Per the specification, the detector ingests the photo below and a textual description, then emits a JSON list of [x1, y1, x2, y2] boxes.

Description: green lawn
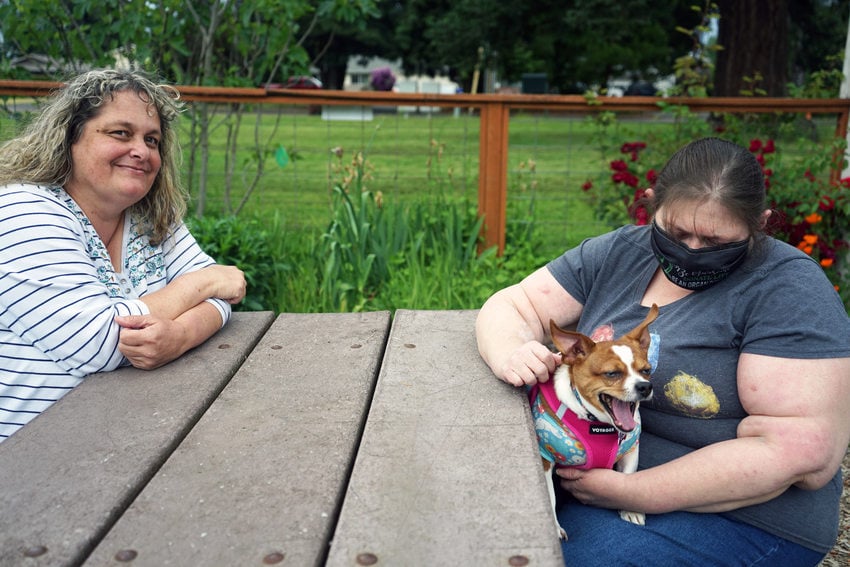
[[1, 103, 844, 269], [0, 107, 835, 311], [180, 108, 623, 259]]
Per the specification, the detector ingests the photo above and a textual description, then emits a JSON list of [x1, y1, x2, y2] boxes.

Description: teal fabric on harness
[[529, 379, 639, 470]]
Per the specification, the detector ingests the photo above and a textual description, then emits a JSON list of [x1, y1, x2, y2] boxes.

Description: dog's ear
[[549, 319, 595, 364], [624, 304, 659, 350]]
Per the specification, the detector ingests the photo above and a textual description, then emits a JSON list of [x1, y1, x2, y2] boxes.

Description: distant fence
[[1, 79, 848, 253]]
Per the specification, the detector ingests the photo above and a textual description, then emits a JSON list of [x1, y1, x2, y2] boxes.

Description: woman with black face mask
[[476, 137, 850, 566]]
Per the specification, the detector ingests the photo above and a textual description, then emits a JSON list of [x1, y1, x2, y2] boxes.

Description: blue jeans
[[557, 499, 825, 566]]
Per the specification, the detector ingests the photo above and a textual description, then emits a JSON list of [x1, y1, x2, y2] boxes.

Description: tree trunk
[[714, 0, 789, 96]]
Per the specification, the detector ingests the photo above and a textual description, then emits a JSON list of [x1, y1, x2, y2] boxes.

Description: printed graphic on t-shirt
[[663, 372, 720, 418], [590, 324, 614, 342]]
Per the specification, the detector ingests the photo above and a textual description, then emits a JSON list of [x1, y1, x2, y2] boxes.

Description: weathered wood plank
[[84, 311, 391, 567], [326, 309, 564, 566], [0, 311, 275, 567]]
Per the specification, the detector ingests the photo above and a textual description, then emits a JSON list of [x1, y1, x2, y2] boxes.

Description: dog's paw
[[553, 520, 568, 540], [619, 510, 645, 526]]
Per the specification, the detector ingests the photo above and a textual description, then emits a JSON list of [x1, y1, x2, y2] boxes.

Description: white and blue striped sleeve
[[160, 223, 232, 327], [0, 187, 148, 376]]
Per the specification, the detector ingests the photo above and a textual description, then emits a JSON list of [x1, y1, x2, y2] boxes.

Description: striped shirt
[[0, 183, 231, 442]]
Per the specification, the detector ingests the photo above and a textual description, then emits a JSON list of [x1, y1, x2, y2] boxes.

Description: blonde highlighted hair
[[0, 68, 187, 245]]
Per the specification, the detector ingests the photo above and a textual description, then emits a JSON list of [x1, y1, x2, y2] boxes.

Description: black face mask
[[650, 222, 749, 290]]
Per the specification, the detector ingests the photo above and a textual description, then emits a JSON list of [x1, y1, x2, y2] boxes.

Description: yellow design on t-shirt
[[664, 371, 720, 418]]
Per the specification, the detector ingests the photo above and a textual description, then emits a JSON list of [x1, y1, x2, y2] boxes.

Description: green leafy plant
[[669, 1, 721, 97], [754, 136, 850, 293], [186, 212, 290, 311]]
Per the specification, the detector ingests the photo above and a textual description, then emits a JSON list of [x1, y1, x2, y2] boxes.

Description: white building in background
[[340, 56, 461, 116], [344, 56, 460, 95]]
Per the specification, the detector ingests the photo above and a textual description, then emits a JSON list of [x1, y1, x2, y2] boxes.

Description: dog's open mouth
[[600, 394, 637, 432]]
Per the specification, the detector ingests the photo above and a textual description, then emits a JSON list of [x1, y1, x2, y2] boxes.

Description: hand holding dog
[[557, 467, 632, 512], [499, 341, 563, 387]]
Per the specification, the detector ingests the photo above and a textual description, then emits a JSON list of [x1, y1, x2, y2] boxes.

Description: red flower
[[763, 139, 775, 154], [581, 180, 593, 191], [612, 171, 639, 187], [755, 153, 765, 166], [610, 159, 629, 172], [749, 139, 762, 153], [633, 206, 649, 226], [620, 142, 646, 154], [819, 195, 835, 211], [804, 169, 816, 182], [646, 169, 658, 185]]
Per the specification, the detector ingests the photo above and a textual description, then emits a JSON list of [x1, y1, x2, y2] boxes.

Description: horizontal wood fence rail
[[2, 80, 848, 253]]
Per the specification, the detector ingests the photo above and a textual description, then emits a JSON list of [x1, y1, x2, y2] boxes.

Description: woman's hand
[[193, 265, 247, 304], [556, 467, 630, 510], [476, 266, 583, 387], [115, 301, 229, 369], [499, 341, 563, 387], [139, 264, 246, 322], [115, 314, 186, 369]]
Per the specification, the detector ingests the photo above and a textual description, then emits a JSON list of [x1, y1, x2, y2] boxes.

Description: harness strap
[[529, 381, 620, 470]]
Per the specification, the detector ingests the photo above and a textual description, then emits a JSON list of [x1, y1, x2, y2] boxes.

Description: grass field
[[2, 103, 838, 251], [2, 103, 846, 312], [174, 105, 840, 258], [175, 107, 684, 259]]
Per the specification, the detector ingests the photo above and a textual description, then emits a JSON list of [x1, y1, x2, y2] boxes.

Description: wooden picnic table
[[1, 310, 563, 567]]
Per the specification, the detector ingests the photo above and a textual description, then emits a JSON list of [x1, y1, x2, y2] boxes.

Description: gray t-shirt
[[547, 224, 850, 553]]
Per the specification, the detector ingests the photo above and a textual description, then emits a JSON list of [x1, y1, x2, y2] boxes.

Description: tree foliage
[[0, 0, 378, 215], [312, 0, 848, 96], [318, 0, 703, 93]]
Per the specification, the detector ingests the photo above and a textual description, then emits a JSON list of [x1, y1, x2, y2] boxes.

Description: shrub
[[186, 146, 554, 314], [369, 67, 396, 92], [186, 213, 290, 312]]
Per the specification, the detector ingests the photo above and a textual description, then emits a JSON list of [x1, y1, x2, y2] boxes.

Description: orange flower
[[821, 258, 834, 268], [805, 213, 822, 224], [797, 239, 814, 254]]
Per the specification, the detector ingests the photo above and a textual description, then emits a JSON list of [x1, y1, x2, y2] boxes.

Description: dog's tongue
[[611, 399, 636, 431]]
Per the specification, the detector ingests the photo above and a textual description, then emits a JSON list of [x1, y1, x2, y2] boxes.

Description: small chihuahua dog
[[529, 304, 658, 539]]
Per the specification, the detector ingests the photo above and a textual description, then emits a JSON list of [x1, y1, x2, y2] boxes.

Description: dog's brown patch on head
[[548, 305, 659, 418], [568, 345, 634, 414]]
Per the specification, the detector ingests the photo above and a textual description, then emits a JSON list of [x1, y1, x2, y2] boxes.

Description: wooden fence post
[[477, 101, 510, 255]]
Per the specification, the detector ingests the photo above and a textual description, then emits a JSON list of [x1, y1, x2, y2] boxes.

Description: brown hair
[[0, 68, 186, 245], [651, 137, 767, 239]]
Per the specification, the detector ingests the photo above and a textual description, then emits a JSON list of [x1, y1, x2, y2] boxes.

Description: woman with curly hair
[[0, 69, 246, 442]]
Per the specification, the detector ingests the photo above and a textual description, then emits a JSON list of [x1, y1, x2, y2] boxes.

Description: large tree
[[310, 0, 847, 97], [713, 0, 849, 97], [0, 0, 377, 214], [714, 0, 789, 96], [311, 0, 703, 94]]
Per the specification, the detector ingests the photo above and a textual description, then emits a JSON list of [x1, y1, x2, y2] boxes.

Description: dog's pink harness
[[529, 380, 639, 470]]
